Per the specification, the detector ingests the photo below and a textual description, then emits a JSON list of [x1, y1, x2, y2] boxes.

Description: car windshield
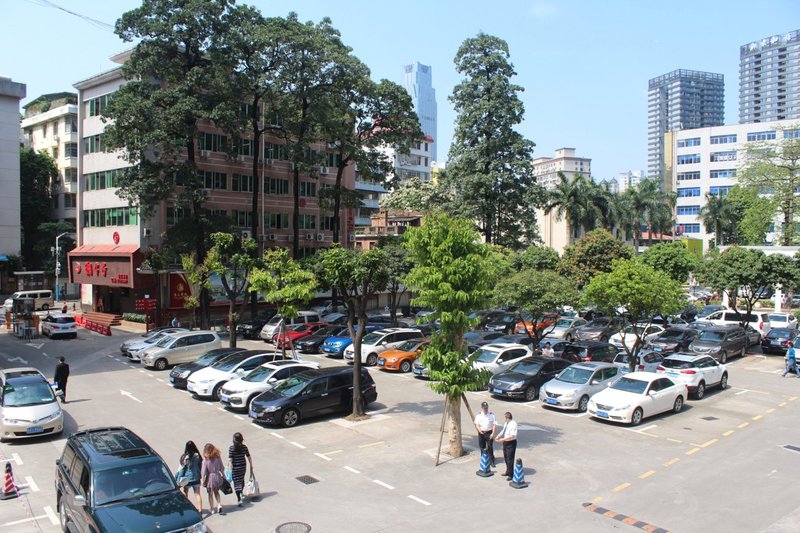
[[556, 366, 592, 384], [698, 331, 725, 342], [396, 340, 421, 352], [554, 319, 573, 328], [266, 315, 282, 326], [658, 329, 684, 339], [194, 351, 225, 366], [243, 365, 273, 382], [610, 377, 648, 394], [212, 356, 247, 372], [361, 332, 384, 345], [624, 326, 646, 335], [661, 358, 695, 369], [614, 353, 636, 364], [508, 360, 543, 375], [315, 327, 340, 337], [145, 333, 167, 345], [155, 335, 176, 348], [2, 380, 56, 407], [474, 348, 500, 363], [93, 462, 175, 505], [273, 374, 311, 397], [767, 329, 794, 339], [589, 318, 610, 327], [769, 314, 788, 322]]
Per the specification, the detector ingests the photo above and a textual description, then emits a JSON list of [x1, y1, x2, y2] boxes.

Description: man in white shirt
[[542, 342, 555, 358], [473, 401, 496, 467], [495, 411, 518, 479]]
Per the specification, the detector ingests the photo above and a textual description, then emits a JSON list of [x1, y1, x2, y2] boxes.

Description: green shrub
[[123, 313, 147, 323]]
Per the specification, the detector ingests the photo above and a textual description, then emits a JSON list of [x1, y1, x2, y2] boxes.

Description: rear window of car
[[767, 329, 794, 339], [55, 317, 75, 324], [661, 358, 695, 369], [769, 314, 789, 322], [698, 331, 725, 341]]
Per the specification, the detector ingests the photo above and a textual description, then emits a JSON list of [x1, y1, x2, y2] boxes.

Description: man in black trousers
[[54, 357, 70, 403]]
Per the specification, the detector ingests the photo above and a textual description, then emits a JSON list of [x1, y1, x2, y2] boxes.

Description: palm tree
[[699, 192, 734, 247], [546, 172, 599, 241]]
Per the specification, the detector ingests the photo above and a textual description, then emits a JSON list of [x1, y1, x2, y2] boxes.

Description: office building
[[616, 170, 645, 193], [648, 70, 725, 182], [0, 76, 25, 290], [739, 30, 800, 123], [403, 62, 438, 161]]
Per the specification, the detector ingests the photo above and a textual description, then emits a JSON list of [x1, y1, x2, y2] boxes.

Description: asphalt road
[[1, 328, 800, 532]]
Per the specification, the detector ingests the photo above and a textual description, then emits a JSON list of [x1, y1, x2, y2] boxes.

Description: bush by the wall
[[123, 312, 147, 323]]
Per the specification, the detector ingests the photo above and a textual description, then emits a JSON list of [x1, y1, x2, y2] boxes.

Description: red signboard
[[69, 257, 134, 288], [169, 273, 191, 309], [113, 232, 120, 245]]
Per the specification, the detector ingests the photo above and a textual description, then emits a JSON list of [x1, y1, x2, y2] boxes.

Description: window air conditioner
[[200, 150, 210, 158], [241, 230, 252, 240], [320, 166, 330, 175], [238, 154, 246, 162], [348, 234, 356, 242], [316, 233, 325, 242], [268, 233, 277, 241], [305, 233, 314, 241], [143, 228, 152, 237]]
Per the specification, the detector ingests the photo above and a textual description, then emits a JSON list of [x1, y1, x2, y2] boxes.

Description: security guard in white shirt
[[495, 411, 518, 479], [473, 401, 496, 467]]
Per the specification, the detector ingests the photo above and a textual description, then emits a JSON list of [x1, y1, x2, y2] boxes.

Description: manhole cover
[[701, 416, 719, 421], [276, 522, 312, 533], [296, 475, 319, 485]]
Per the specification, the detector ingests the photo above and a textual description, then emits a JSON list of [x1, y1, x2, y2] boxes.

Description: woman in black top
[[228, 432, 253, 506]]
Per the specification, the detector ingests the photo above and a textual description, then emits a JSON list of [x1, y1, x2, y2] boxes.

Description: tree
[[404, 214, 495, 458], [640, 242, 698, 283], [34, 221, 75, 276], [699, 193, 735, 247], [557, 229, 633, 288], [317, 246, 389, 417], [445, 33, 540, 248], [203, 233, 261, 348], [739, 130, 800, 245], [19, 148, 56, 267], [378, 237, 413, 326], [510, 245, 559, 272], [725, 185, 775, 245], [583, 259, 683, 371], [380, 177, 453, 213]]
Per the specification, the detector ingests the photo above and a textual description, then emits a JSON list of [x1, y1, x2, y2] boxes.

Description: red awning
[[68, 244, 140, 257]]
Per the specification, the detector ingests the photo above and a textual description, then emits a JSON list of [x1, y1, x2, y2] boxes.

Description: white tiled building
[[0, 77, 25, 266]]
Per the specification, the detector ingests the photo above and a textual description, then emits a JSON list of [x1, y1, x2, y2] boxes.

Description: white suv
[[142, 331, 222, 370], [187, 351, 285, 400], [343, 328, 425, 366], [656, 353, 728, 400], [472, 343, 533, 374], [219, 360, 319, 411]]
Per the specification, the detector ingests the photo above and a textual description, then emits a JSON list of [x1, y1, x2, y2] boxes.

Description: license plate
[[546, 398, 558, 405], [413, 368, 422, 375], [26, 426, 43, 434], [668, 372, 679, 377], [249, 409, 257, 418], [596, 411, 609, 418], [377, 359, 386, 366], [219, 394, 230, 403], [492, 388, 503, 394], [169, 376, 175, 383], [187, 384, 194, 392], [653, 347, 662, 352], [614, 342, 622, 347]]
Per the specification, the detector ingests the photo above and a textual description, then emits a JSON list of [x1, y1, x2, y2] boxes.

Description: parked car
[[688, 326, 748, 363], [488, 357, 572, 401], [321, 326, 381, 358], [295, 325, 348, 354], [574, 317, 627, 342], [483, 313, 521, 334], [0, 367, 63, 440], [743, 324, 762, 346], [647, 327, 699, 354], [123, 327, 187, 359], [612, 350, 665, 374], [40, 313, 77, 339], [540, 362, 621, 412], [55, 427, 203, 533], [609, 324, 665, 351], [168, 347, 246, 389], [544, 317, 588, 341], [472, 343, 533, 375], [3, 290, 54, 311], [694, 309, 771, 336], [120, 326, 184, 353], [768, 312, 798, 330], [272, 322, 329, 349], [141, 330, 222, 370], [587, 372, 687, 426], [259, 311, 321, 340], [187, 350, 286, 400], [493, 334, 538, 349], [378, 339, 430, 373], [695, 304, 726, 319], [536, 338, 570, 357], [219, 360, 319, 411], [236, 309, 277, 339], [463, 330, 505, 346], [657, 353, 728, 400], [344, 328, 426, 366], [249, 366, 378, 427], [559, 341, 619, 363], [321, 312, 348, 325], [761, 327, 800, 355], [516, 312, 559, 335]]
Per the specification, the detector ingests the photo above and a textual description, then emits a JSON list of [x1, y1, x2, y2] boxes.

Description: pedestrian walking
[[495, 411, 518, 479], [228, 432, 254, 506], [541, 342, 555, 358], [61, 303, 68, 314], [171, 316, 181, 328], [473, 401, 496, 467], [201, 443, 225, 515], [54, 357, 69, 403], [180, 441, 203, 513], [783, 341, 800, 378]]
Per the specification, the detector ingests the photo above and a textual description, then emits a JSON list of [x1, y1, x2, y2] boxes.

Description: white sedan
[[219, 360, 319, 411], [608, 324, 665, 351], [587, 371, 687, 426]]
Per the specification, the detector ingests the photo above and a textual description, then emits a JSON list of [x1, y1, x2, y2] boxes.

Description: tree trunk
[[228, 298, 237, 349], [351, 304, 365, 417], [249, 107, 262, 319], [447, 394, 464, 458], [333, 164, 344, 245]]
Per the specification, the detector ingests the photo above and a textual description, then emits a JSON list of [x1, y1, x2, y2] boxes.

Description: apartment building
[[739, 29, 800, 124], [0, 76, 25, 290]]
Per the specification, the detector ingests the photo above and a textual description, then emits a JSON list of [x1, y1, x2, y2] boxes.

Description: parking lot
[[1, 327, 800, 532]]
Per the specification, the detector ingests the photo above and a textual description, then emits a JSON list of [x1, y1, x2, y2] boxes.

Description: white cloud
[[527, 2, 558, 18]]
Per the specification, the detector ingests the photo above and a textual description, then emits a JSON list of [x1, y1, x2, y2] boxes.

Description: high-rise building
[[739, 30, 800, 124], [403, 62, 437, 161], [647, 70, 725, 182], [0, 76, 25, 287]]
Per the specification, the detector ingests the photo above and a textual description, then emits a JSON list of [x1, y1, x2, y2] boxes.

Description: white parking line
[[11, 453, 23, 465], [43, 505, 59, 525], [344, 466, 360, 474], [233, 415, 244, 421], [290, 441, 306, 449], [24, 476, 39, 492], [270, 432, 285, 439], [624, 424, 658, 434], [3, 514, 49, 527], [314, 453, 332, 461], [408, 495, 432, 506], [156, 378, 164, 383], [373, 479, 395, 490]]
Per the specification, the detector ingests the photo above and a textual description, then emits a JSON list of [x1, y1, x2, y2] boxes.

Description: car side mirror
[[236, 368, 246, 376], [55, 390, 63, 397], [268, 377, 277, 383], [591, 380, 600, 385], [74, 495, 86, 507], [648, 390, 656, 396]]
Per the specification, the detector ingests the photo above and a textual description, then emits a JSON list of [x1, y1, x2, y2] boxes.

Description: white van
[[259, 311, 321, 341], [3, 290, 55, 311], [695, 310, 771, 336]]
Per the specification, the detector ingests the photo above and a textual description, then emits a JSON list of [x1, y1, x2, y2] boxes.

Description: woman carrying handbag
[[228, 432, 254, 507], [201, 443, 226, 515]]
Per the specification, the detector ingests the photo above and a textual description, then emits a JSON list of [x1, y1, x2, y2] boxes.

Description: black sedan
[[295, 325, 348, 354], [488, 357, 572, 401], [761, 328, 799, 355], [237, 309, 278, 339], [168, 347, 246, 389], [648, 327, 699, 354]]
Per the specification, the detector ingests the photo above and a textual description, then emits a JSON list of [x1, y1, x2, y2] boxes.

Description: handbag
[[174, 464, 189, 487], [221, 476, 233, 495], [245, 472, 260, 500]]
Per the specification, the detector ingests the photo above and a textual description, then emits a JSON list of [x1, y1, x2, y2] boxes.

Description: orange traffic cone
[[2, 462, 18, 500]]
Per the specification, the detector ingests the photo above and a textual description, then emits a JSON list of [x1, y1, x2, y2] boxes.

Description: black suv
[[249, 367, 378, 427], [56, 427, 203, 533], [648, 327, 699, 354]]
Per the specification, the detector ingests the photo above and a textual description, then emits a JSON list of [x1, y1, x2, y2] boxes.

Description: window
[[83, 134, 106, 154], [266, 177, 289, 195], [299, 181, 316, 197], [232, 210, 252, 228], [66, 118, 77, 133], [710, 169, 736, 179], [265, 143, 288, 161], [238, 139, 253, 157], [299, 214, 316, 230], [199, 132, 227, 152], [747, 131, 776, 141], [677, 137, 701, 148], [679, 223, 701, 234], [677, 154, 701, 165], [677, 205, 700, 216], [784, 129, 800, 139], [677, 171, 700, 181], [323, 152, 341, 167], [65, 168, 77, 182], [82, 207, 138, 227], [52, 194, 60, 209], [710, 186, 732, 197], [64, 193, 77, 208], [710, 134, 737, 144], [166, 206, 186, 226], [202, 171, 227, 190], [710, 151, 736, 162], [231, 174, 253, 193], [84, 169, 123, 190], [65, 143, 78, 157], [677, 187, 701, 198], [203, 208, 228, 219], [265, 212, 289, 229], [320, 215, 335, 231], [86, 94, 113, 117]]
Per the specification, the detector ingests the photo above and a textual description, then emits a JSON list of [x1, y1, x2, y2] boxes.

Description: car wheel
[[719, 373, 728, 390], [282, 408, 300, 427], [600, 336, 609, 343], [673, 395, 684, 413], [695, 381, 706, 400], [630, 407, 643, 426], [719, 351, 728, 364], [58, 495, 68, 532], [212, 383, 224, 401], [366, 353, 378, 367], [524, 385, 538, 402], [578, 395, 590, 413], [154, 358, 168, 371], [400, 360, 412, 373], [42, 303, 50, 311]]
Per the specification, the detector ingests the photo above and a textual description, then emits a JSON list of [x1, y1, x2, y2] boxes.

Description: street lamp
[[55, 232, 73, 303]]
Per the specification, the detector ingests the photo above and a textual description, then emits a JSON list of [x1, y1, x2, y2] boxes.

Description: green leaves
[[640, 242, 699, 283], [250, 249, 317, 319], [557, 229, 633, 288]]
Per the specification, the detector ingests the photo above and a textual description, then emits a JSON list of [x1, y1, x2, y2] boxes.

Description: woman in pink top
[[201, 443, 225, 515]]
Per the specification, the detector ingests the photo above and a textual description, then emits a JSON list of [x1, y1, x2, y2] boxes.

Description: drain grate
[[296, 475, 320, 485], [783, 445, 800, 453], [701, 416, 719, 421], [276, 522, 312, 533]]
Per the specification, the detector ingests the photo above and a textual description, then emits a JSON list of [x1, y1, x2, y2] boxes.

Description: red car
[[272, 322, 329, 349]]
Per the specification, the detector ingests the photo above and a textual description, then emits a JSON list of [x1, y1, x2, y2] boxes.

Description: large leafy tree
[[380, 176, 453, 213], [378, 237, 413, 326], [545, 173, 601, 241], [640, 242, 698, 283], [557, 229, 633, 288], [725, 185, 775, 245], [699, 192, 735, 247], [511, 245, 559, 272], [583, 259, 683, 371], [404, 214, 495, 458], [19, 148, 56, 267], [445, 33, 539, 248]]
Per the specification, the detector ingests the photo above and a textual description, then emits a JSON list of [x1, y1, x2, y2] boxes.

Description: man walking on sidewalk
[[54, 357, 70, 403]]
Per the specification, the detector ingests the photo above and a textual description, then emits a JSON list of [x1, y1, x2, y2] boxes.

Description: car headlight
[[387, 358, 398, 362], [508, 382, 524, 391], [3, 417, 20, 424], [559, 393, 575, 400], [612, 404, 631, 411], [187, 521, 209, 533], [264, 406, 280, 413], [179, 370, 191, 378], [41, 411, 62, 422], [199, 379, 214, 384]]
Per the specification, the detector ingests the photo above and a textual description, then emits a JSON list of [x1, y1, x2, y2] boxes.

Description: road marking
[[408, 495, 431, 506], [685, 447, 701, 456], [147, 373, 154, 378], [119, 390, 142, 403], [752, 415, 763, 421], [666, 438, 683, 444], [11, 453, 23, 465], [344, 466, 360, 474], [735, 389, 750, 395], [290, 441, 306, 449], [314, 452, 332, 461], [233, 415, 244, 421], [217, 407, 226, 411], [43, 506, 59, 525], [722, 430, 735, 437], [358, 440, 385, 449], [592, 496, 604, 503], [270, 432, 285, 439], [766, 408, 776, 414], [738, 422, 750, 429], [138, 369, 145, 373], [323, 449, 343, 456], [663, 458, 679, 467], [24, 476, 39, 492], [3, 514, 49, 527], [611, 482, 631, 493], [789, 396, 798, 401], [156, 378, 163, 383], [373, 479, 395, 490], [638, 470, 656, 479], [700, 438, 719, 448], [779, 402, 788, 407]]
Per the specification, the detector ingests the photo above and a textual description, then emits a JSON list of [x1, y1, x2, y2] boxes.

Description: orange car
[[516, 313, 559, 335], [377, 339, 430, 373]]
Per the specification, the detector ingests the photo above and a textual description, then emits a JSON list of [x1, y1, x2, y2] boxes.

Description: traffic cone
[[476, 450, 494, 477], [509, 458, 529, 489], [2, 462, 18, 500]]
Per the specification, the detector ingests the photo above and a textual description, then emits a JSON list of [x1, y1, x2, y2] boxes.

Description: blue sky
[[2, 0, 795, 180]]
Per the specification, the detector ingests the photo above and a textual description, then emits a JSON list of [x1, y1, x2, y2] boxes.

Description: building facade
[[739, 30, 799, 124], [648, 69, 725, 182], [615, 170, 645, 194], [403, 62, 438, 161], [0, 77, 25, 273], [671, 119, 800, 249]]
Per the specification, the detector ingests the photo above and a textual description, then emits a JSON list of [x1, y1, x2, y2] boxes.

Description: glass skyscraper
[[739, 30, 800, 123], [403, 62, 438, 161]]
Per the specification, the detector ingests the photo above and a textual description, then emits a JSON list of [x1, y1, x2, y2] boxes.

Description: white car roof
[[481, 343, 530, 351], [663, 352, 709, 362], [617, 371, 663, 382]]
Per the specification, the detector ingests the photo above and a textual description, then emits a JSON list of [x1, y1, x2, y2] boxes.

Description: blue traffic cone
[[476, 450, 494, 477], [509, 458, 528, 489]]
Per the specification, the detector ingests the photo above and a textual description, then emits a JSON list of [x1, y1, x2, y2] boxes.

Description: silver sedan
[[544, 317, 588, 341], [540, 361, 621, 412]]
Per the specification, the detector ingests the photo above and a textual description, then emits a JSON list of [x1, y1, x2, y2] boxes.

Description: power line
[[23, 0, 115, 32]]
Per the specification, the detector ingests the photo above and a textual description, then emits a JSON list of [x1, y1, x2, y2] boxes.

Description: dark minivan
[[249, 367, 377, 427], [56, 427, 203, 533]]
